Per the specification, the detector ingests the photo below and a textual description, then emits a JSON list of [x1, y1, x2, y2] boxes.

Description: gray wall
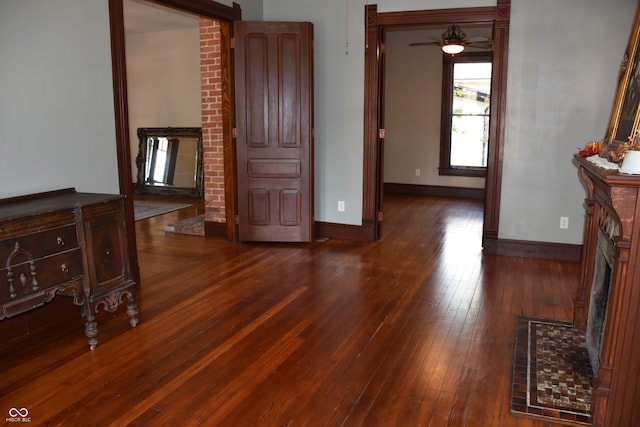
[[499, 0, 634, 244], [0, 0, 262, 199], [0, 0, 120, 197]]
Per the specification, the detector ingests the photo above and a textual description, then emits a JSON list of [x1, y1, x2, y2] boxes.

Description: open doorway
[[383, 26, 491, 201], [123, 0, 203, 199], [363, 3, 510, 250], [362, 0, 511, 253], [123, 0, 206, 235], [112, 0, 315, 265], [109, 0, 239, 281]]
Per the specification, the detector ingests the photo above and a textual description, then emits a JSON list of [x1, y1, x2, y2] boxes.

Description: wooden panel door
[[234, 21, 314, 242]]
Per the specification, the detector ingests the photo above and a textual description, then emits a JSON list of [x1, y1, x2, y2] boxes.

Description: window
[[439, 52, 492, 177]]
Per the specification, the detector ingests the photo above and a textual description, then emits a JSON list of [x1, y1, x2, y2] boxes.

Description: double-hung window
[[439, 52, 492, 177]]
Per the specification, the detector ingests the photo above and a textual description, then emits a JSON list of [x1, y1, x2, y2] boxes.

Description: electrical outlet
[[338, 201, 345, 212], [415, 168, 421, 176], [560, 216, 569, 229]]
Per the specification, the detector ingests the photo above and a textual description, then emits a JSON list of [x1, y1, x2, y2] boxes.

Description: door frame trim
[[363, 2, 510, 250]]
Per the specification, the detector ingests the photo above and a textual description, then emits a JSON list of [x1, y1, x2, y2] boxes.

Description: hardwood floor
[[0, 194, 579, 426]]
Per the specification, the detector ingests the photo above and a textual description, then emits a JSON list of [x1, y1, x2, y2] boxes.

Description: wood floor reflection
[[0, 193, 579, 426]]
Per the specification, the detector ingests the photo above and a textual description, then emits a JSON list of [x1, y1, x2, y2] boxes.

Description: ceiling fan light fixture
[[442, 43, 465, 55], [441, 24, 467, 55]]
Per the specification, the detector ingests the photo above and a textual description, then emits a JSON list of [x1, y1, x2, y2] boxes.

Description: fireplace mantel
[[574, 155, 640, 427]]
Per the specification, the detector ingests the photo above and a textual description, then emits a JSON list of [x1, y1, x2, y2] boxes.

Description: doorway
[[363, 3, 510, 251], [112, 0, 315, 271], [109, 0, 239, 282], [124, 1, 203, 202], [382, 26, 490, 200]]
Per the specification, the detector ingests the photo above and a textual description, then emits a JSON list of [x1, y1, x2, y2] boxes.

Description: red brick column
[[200, 18, 225, 223]]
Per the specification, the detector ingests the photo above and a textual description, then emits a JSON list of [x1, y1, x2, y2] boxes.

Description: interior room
[[124, 1, 207, 233], [2, 0, 640, 425]]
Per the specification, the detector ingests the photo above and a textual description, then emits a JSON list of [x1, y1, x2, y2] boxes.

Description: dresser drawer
[[0, 248, 83, 304], [0, 224, 78, 261]]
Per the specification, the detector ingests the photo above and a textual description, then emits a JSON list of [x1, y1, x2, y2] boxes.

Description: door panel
[[235, 21, 313, 242]]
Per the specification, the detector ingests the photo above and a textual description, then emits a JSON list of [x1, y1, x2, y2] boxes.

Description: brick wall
[[199, 18, 225, 223]]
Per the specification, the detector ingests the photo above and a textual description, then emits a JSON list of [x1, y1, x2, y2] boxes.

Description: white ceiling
[[124, 0, 199, 35]]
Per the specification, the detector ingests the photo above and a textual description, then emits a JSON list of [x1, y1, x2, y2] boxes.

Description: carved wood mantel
[[574, 155, 640, 427]]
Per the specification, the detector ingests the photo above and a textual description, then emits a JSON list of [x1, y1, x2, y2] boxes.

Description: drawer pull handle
[[61, 264, 69, 273], [7, 243, 38, 297], [57, 237, 65, 246]]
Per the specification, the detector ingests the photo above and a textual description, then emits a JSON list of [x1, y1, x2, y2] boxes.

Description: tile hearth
[[512, 317, 593, 425]]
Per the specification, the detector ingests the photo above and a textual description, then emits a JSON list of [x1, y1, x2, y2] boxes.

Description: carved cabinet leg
[[126, 292, 139, 328], [83, 304, 99, 351]]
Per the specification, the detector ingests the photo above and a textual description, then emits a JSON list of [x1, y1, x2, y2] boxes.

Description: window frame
[[439, 51, 493, 177]]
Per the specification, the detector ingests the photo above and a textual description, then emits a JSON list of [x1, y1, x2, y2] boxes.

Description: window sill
[[438, 167, 486, 178]]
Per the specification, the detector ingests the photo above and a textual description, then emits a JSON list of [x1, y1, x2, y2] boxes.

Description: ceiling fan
[[409, 24, 492, 55]]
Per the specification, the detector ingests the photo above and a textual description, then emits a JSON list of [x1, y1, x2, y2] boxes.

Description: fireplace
[[585, 229, 615, 375], [574, 155, 640, 426]]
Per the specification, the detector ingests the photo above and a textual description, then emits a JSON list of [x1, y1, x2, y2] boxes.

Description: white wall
[[0, 0, 119, 198], [384, 29, 485, 189], [125, 27, 202, 179]]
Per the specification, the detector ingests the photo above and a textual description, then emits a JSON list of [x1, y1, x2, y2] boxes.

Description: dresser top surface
[[0, 189, 123, 222]]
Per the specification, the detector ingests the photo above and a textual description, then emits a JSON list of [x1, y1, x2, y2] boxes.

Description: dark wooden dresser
[[0, 188, 138, 350]]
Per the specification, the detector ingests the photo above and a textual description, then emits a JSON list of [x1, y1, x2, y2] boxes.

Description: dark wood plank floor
[[0, 194, 579, 426]]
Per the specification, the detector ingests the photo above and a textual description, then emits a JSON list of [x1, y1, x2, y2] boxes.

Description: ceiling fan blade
[[467, 41, 492, 49], [468, 36, 491, 43], [409, 41, 441, 47]]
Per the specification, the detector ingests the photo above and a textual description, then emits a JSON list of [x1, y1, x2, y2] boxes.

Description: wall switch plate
[[560, 216, 569, 229], [338, 201, 345, 212], [415, 168, 421, 176]]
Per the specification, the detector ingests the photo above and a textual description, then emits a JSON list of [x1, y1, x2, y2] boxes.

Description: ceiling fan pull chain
[[345, 0, 350, 55]]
